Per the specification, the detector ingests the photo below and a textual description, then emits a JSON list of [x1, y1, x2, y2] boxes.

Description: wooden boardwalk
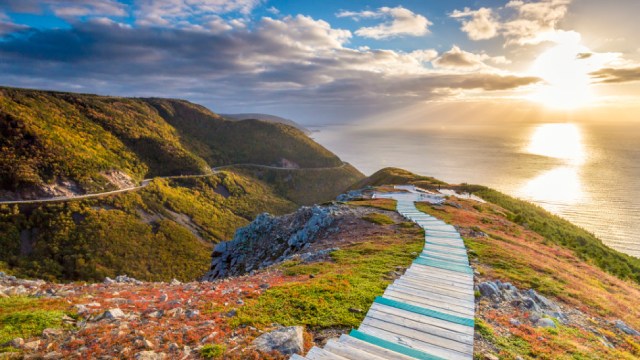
[[292, 187, 475, 360]]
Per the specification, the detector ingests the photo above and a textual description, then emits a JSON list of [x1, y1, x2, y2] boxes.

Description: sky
[[1, 0, 640, 125]]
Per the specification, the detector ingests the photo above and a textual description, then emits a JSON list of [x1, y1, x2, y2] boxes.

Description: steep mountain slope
[[0, 171, 296, 282], [0, 87, 354, 200], [222, 113, 311, 134], [0, 86, 363, 282]]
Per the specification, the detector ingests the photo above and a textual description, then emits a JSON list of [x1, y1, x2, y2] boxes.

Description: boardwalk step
[[350, 329, 447, 360]]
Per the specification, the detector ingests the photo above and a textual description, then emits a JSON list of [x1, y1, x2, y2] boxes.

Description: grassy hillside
[[355, 167, 640, 285], [0, 171, 296, 282], [0, 87, 348, 199], [350, 167, 446, 190], [227, 163, 364, 205]]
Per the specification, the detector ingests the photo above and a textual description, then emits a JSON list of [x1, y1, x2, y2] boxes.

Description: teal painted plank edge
[[374, 296, 474, 327], [414, 257, 474, 274], [349, 329, 446, 360], [422, 247, 468, 258], [419, 253, 469, 265], [425, 241, 467, 250]]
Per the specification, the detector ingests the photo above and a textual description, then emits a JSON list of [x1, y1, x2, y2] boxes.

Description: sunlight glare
[[521, 167, 583, 205], [528, 40, 594, 109], [527, 123, 585, 164]]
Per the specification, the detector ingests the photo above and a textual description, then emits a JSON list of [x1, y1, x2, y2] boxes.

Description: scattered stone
[[509, 318, 521, 327], [252, 326, 305, 355], [484, 354, 499, 360], [5, 337, 24, 348], [43, 351, 64, 359], [348, 307, 363, 314], [103, 308, 126, 320], [186, 309, 200, 318], [615, 320, 640, 336], [536, 318, 556, 328], [143, 339, 154, 349], [226, 309, 237, 318], [170, 279, 182, 286], [159, 294, 169, 302], [134, 351, 166, 360], [23, 340, 41, 351], [166, 307, 184, 318], [42, 328, 64, 339], [259, 283, 270, 290]]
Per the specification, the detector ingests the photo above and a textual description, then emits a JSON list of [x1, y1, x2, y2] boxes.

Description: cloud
[[451, 0, 573, 45], [1, 0, 127, 18], [590, 66, 640, 83], [134, 0, 263, 26], [0, 14, 539, 121], [432, 45, 507, 70], [337, 6, 431, 39], [450, 7, 499, 40]]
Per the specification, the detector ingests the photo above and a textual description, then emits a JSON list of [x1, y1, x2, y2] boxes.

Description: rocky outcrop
[[203, 205, 338, 281], [251, 326, 304, 355], [476, 280, 568, 325]]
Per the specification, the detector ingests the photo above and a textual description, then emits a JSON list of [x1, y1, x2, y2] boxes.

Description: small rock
[[615, 320, 640, 336], [170, 279, 182, 286], [159, 294, 169, 302], [509, 318, 521, 327], [42, 328, 64, 339], [186, 309, 200, 318], [252, 326, 304, 355], [536, 318, 556, 328], [259, 283, 270, 289], [348, 308, 363, 314], [23, 340, 41, 351], [6, 337, 24, 348], [103, 308, 126, 320], [43, 351, 64, 359], [166, 307, 184, 318], [134, 351, 166, 360], [143, 339, 154, 349], [484, 354, 499, 360], [226, 309, 237, 318]]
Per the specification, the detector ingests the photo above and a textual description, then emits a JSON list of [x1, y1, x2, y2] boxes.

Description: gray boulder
[[536, 318, 556, 328], [252, 326, 305, 355], [615, 320, 640, 336]]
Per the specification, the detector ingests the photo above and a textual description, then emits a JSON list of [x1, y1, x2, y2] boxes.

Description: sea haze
[[311, 121, 640, 258]]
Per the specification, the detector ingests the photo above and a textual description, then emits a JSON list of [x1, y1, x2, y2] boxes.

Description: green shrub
[[200, 344, 225, 359]]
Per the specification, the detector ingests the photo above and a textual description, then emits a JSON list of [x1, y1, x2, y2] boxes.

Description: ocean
[[311, 121, 640, 258]]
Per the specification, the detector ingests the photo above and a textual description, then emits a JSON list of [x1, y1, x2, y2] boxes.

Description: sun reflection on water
[[520, 123, 586, 205]]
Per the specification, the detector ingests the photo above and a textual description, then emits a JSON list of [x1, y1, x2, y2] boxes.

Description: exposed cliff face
[[203, 205, 339, 280]]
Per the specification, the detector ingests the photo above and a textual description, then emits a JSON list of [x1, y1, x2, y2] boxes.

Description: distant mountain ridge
[[222, 113, 311, 134]]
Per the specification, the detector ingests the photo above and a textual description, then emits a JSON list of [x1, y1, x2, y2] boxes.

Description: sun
[[527, 40, 595, 110]]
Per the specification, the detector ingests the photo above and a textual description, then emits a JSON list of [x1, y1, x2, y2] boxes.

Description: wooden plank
[[337, 334, 417, 360], [421, 252, 469, 264], [413, 258, 474, 275], [394, 278, 474, 297], [423, 244, 468, 255], [420, 253, 469, 265], [365, 309, 474, 345], [383, 292, 474, 318], [290, 354, 307, 360], [400, 272, 472, 290], [349, 330, 447, 360], [405, 265, 473, 283], [388, 284, 475, 304], [362, 316, 474, 354], [370, 302, 474, 336], [306, 347, 349, 360], [422, 248, 469, 259], [358, 325, 470, 360], [324, 339, 389, 360], [386, 286, 475, 310], [411, 262, 474, 280]]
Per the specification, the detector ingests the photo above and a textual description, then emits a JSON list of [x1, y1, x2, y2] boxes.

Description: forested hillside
[[0, 87, 350, 200]]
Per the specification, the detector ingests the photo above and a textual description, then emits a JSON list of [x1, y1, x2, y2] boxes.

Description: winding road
[[0, 162, 349, 205]]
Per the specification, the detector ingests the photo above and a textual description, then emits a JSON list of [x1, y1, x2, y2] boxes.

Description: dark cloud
[[0, 16, 540, 122], [590, 67, 640, 83]]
